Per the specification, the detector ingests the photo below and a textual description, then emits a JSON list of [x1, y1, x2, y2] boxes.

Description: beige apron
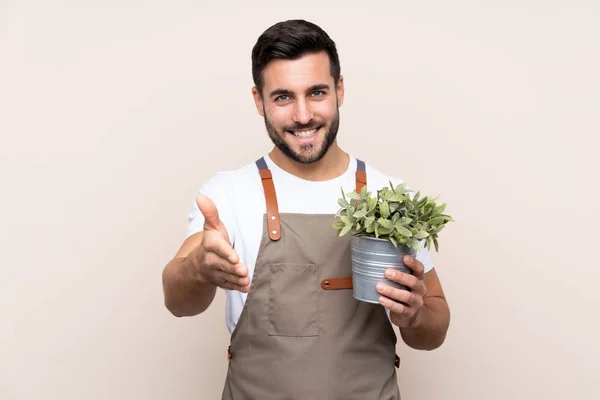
[[221, 157, 400, 400]]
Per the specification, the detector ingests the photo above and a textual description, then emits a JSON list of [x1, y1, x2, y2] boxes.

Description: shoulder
[[185, 158, 262, 238], [198, 159, 261, 194], [191, 158, 265, 214], [361, 158, 408, 192]]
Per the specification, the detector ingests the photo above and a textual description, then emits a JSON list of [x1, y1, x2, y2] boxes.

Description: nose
[[292, 98, 313, 124]]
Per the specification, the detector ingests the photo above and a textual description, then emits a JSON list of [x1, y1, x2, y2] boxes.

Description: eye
[[311, 91, 325, 97], [275, 95, 290, 102]]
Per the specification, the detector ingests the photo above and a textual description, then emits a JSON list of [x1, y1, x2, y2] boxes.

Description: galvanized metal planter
[[350, 235, 416, 304]]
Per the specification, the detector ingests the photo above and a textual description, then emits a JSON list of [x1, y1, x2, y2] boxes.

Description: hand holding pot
[[375, 255, 428, 328]]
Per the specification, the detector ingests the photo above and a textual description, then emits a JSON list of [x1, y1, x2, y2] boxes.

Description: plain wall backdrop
[[1, 1, 599, 399]]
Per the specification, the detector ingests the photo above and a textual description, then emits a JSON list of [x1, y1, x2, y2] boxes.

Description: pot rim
[[351, 235, 416, 253], [352, 235, 393, 242]]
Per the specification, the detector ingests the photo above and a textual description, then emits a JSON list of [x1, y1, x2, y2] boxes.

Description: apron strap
[[321, 277, 353, 290], [355, 158, 366, 194], [256, 157, 281, 241], [256, 156, 367, 242]]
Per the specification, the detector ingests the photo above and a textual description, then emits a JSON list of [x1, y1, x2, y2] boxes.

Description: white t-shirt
[[186, 153, 434, 334]]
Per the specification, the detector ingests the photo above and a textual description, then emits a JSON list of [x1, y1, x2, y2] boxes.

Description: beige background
[[1, 1, 599, 399]]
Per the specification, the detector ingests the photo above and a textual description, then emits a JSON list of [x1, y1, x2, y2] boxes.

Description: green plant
[[332, 182, 454, 251]]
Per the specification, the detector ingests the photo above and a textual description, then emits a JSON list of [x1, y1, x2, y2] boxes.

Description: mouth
[[287, 126, 321, 143]]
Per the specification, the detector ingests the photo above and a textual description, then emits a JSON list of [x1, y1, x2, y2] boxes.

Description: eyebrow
[[269, 84, 331, 98]]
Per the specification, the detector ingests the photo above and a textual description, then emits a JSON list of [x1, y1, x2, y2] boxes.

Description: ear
[[252, 86, 264, 117], [336, 75, 345, 107]]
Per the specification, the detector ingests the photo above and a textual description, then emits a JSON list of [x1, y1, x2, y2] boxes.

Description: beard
[[263, 105, 340, 164]]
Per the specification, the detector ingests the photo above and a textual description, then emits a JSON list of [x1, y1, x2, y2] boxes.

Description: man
[[162, 19, 450, 399]]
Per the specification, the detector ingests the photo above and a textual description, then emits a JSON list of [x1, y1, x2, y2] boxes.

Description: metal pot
[[350, 235, 416, 303]]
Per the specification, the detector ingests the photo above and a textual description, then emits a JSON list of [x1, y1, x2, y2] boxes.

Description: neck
[[269, 142, 349, 181]]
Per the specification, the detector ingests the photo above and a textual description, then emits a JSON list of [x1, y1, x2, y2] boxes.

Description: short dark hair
[[251, 19, 341, 95]]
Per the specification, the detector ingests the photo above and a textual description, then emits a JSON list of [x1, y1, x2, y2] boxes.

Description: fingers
[[378, 294, 411, 316], [212, 270, 250, 292], [203, 231, 240, 266], [221, 281, 250, 292], [196, 194, 222, 231], [201, 241, 247, 277], [197, 251, 249, 292], [378, 294, 421, 329], [384, 268, 427, 296], [377, 265, 427, 327], [204, 251, 248, 278], [212, 277, 249, 293], [197, 229, 249, 292], [403, 255, 424, 279], [376, 282, 423, 308]]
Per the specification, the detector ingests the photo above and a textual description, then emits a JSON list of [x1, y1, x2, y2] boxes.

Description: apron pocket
[[268, 263, 319, 337]]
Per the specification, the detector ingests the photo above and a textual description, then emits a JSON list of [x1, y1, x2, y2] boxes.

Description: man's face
[[253, 51, 344, 164]]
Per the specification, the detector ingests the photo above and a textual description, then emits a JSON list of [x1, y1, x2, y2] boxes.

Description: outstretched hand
[[191, 194, 250, 292]]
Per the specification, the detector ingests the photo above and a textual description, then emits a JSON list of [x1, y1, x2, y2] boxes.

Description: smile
[[288, 127, 320, 140]]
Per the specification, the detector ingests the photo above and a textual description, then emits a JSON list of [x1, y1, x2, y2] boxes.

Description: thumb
[[196, 194, 222, 231]]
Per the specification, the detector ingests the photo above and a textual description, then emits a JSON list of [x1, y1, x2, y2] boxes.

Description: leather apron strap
[[256, 157, 281, 241]]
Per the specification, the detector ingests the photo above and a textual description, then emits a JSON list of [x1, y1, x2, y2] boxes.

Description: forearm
[[399, 296, 450, 350], [162, 255, 216, 317]]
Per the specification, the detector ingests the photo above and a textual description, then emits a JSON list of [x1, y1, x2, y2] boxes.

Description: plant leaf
[[339, 223, 353, 237], [353, 208, 368, 219], [347, 205, 356, 217], [414, 230, 429, 239], [428, 216, 446, 226], [388, 194, 407, 202], [426, 236, 433, 250], [360, 186, 370, 199], [338, 198, 350, 208], [340, 215, 353, 225], [395, 226, 413, 237], [332, 221, 345, 230], [440, 214, 455, 222], [430, 225, 445, 234], [368, 197, 378, 211], [380, 201, 390, 218], [434, 203, 446, 214], [379, 227, 394, 235], [395, 183, 408, 193], [378, 218, 393, 229], [346, 191, 361, 200]]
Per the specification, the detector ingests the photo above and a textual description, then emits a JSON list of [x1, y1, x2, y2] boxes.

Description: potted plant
[[332, 182, 453, 303]]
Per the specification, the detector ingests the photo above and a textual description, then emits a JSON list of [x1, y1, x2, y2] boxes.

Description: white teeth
[[292, 128, 317, 138]]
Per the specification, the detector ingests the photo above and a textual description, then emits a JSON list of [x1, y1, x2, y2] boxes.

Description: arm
[[376, 258, 450, 350]]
